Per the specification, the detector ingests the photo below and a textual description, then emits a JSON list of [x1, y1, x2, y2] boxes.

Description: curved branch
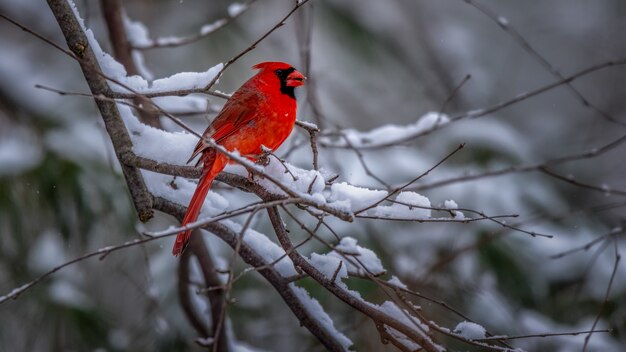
[[266, 206, 443, 352]]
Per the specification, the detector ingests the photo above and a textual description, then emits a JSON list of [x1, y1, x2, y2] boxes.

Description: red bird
[[172, 62, 306, 256]]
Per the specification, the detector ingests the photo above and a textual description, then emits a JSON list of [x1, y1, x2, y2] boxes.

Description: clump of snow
[[329, 112, 450, 147], [118, 104, 197, 164], [387, 275, 408, 289], [0, 126, 42, 175], [309, 253, 348, 283], [200, 19, 227, 35], [327, 237, 386, 276], [368, 191, 431, 220], [453, 321, 487, 340], [148, 66, 223, 92], [328, 182, 387, 211], [248, 156, 326, 197], [444, 199, 458, 209], [228, 3, 247, 17], [123, 15, 152, 48], [443, 199, 465, 219]]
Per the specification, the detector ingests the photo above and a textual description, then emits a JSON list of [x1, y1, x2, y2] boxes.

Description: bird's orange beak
[[286, 70, 306, 87]]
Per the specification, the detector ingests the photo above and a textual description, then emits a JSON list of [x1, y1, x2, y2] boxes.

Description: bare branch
[[356, 143, 465, 214], [133, 0, 258, 50], [411, 134, 626, 192], [322, 59, 626, 150], [462, 0, 626, 127], [582, 240, 621, 351], [477, 329, 612, 342], [202, 0, 313, 92]]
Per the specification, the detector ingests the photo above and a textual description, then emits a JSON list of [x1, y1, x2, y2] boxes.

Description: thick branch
[[47, 0, 153, 221]]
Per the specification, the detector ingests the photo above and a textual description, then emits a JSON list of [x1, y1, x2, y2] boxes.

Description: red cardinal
[[172, 62, 306, 256]]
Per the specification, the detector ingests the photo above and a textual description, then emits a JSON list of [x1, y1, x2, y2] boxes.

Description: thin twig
[[321, 59, 626, 150], [462, 0, 626, 127], [582, 240, 621, 351], [477, 329, 612, 342], [411, 134, 626, 192], [133, 0, 258, 50], [356, 143, 465, 214], [202, 0, 312, 92]]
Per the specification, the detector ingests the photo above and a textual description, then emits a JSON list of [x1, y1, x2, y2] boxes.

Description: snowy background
[[1, 0, 625, 351]]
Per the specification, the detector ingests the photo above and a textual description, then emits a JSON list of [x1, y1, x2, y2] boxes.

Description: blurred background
[[1, 0, 625, 351]]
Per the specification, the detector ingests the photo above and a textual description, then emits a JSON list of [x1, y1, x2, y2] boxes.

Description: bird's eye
[[275, 69, 284, 75]]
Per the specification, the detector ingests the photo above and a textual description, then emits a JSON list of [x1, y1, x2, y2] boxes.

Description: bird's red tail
[[172, 153, 227, 256]]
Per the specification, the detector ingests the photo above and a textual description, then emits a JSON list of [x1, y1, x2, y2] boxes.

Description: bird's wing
[[187, 88, 262, 165]]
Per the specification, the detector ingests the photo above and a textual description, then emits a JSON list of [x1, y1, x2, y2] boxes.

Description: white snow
[[118, 104, 197, 165], [328, 182, 387, 211], [290, 284, 353, 350], [143, 170, 229, 214], [368, 191, 431, 220], [308, 253, 348, 283], [70, 0, 224, 94], [443, 199, 465, 219], [297, 120, 319, 130], [327, 237, 386, 276], [241, 156, 326, 197], [76, 6, 223, 94], [224, 220, 298, 277], [123, 15, 152, 48], [200, 19, 228, 35], [152, 96, 210, 113], [327, 112, 450, 148], [228, 3, 247, 17], [387, 275, 408, 289], [453, 321, 487, 340], [149, 66, 223, 92]]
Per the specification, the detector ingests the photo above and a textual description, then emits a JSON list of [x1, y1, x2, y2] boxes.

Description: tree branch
[[46, 0, 154, 221]]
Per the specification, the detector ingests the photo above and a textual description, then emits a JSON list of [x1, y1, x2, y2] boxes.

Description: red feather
[[172, 62, 305, 256]]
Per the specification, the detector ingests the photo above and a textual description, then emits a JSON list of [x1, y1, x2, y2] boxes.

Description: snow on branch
[[322, 112, 450, 149], [128, 1, 257, 50]]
